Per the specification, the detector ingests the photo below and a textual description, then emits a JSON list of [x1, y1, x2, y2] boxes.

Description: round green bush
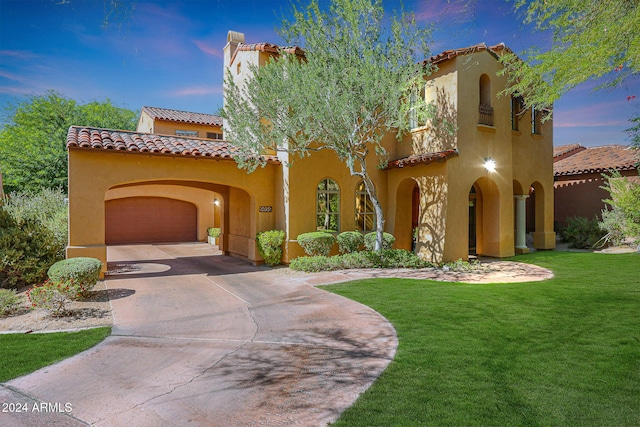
[[47, 257, 102, 296], [296, 232, 336, 256], [257, 230, 285, 266], [336, 231, 364, 253], [363, 231, 395, 251]]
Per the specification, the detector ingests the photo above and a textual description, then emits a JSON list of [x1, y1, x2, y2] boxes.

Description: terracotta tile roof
[[554, 143, 586, 161], [141, 106, 223, 127], [554, 145, 638, 176], [230, 43, 304, 65], [426, 43, 509, 66], [384, 149, 459, 170], [66, 126, 280, 164]]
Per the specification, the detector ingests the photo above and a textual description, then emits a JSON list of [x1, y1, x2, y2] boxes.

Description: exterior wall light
[[214, 199, 220, 206], [483, 158, 496, 173]]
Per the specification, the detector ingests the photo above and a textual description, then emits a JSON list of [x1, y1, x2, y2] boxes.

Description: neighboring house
[[66, 31, 556, 272], [554, 144, 639, 228], [137, 106, 224, 140]]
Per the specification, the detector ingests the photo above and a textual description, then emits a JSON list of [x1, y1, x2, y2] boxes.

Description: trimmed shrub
[[562, 216, 605, 249], [289, 249, 431, 272], [207, 227, 221, 238], [27, 279, 82, 316], [0, 208, 61, 289], [337, 231, 364, 254], [47, 257, 102, 297], [257, 230, 285, 266], [0, 289, 22, 316], [364, 231, 396, 251], [296, 232, 336, 256]]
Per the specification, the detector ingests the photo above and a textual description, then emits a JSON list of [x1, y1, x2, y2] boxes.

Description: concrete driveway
[[1, 243, 397, 426]]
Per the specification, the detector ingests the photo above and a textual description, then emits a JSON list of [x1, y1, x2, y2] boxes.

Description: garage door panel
[[106, 197, 197, 245]]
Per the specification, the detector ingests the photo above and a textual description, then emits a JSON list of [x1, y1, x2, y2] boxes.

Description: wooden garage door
[[106, 197, 197, 245]]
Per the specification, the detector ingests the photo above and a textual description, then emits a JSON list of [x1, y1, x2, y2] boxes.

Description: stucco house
[[66, 31, 556, 272], [554, 144, 639, 228], [137, 106, 224, 140]]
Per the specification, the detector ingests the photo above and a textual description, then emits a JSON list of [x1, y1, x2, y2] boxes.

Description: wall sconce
[[483, 158, 496, 173], [214, 199, 220, 206]]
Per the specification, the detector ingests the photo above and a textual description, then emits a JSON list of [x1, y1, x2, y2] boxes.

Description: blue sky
[[0, 0, 638, 147]]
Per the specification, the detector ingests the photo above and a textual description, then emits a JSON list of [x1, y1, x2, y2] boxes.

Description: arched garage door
[[106, 197, 197, 245]]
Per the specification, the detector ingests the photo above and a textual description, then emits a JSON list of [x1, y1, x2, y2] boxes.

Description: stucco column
[[514, 194, 529, 254]]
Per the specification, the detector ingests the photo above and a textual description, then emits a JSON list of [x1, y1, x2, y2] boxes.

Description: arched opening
[[469, 185, 479, 255], [478, 74, 493, 126], [470, 177, 501, 257], [394, 178, 419, 251], [355, 180, 376, 232]]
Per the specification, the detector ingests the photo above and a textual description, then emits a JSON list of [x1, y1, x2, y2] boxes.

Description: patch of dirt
[[0, 280, 113, 334]]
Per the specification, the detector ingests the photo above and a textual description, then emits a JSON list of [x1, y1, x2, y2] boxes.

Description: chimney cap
[[228, 31, 245, 44]]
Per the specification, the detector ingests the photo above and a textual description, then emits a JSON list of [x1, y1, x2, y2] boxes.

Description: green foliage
[[363, 231, 395, 251], [562, 216, 605, 249], [289, 249, 431, 272], [0, 289, 22, 316], [336, 231, 364, 253], [2, 188, 68, 259], [0, 91, 138, 193], [47, 257, 102, 296], [27, 279, 83, 316], [222, 0, 433, 248], [600, 170, 640, 243], [0, 208, 62, 289], [207, 227, 221, 238], [256, 230, 286, 266], [0, 327, 111, 383], [296, 231, 336, 256], [500, 0, 639, 114]]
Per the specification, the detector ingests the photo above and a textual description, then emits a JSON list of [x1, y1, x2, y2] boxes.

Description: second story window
[[532, 107, 542, 135], [207, 132, 223, 140], [175, 130, 198, 137], [317, 178, 340, 232], [478, 74, 493, 126], [511, 96, 523, 131]]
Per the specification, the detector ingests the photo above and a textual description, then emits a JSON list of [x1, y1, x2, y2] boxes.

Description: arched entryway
[[394, 178, 419, 251], [468, 185, 479, 255], [469, 177, 501, 257]]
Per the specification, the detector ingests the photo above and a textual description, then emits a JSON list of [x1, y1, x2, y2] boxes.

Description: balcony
[[478, 104, 494, 126]]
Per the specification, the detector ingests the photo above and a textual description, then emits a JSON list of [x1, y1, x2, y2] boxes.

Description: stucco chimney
[[224, 30, 245, 68]]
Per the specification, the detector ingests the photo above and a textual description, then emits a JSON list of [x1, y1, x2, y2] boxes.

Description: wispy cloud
[[415, 0, 472, 21], [0, 50, 38, 59], [169, 85, 223, 97], [194, 40, 222, 57]]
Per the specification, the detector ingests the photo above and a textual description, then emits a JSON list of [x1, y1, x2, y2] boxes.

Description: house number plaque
[[259, 206, 273, 213]]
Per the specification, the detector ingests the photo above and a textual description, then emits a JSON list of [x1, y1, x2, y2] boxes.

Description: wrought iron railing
[[478, 104, 494, 126]]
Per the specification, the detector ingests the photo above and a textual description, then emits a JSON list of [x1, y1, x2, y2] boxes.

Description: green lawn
[[325, 251, 640, 426], [0, 327, 111, 382]]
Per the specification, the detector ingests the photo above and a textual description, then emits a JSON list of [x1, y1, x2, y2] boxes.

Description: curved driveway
[[2, 243, 397, 426]]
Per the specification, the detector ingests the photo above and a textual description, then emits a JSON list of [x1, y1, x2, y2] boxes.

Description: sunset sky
[[1, 0, 638, 147]]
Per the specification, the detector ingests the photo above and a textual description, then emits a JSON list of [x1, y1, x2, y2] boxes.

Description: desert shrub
[[442, 258, 485, 272], [207, 227, 221, 238], [289, 249, 431, 272], [2, 188, 67, 260], [600, 171, 640, 244], [296, 231, 336, 256], [0, 289, 22, 316], [336, 231, 364, 254], [47, 257, 102, 297], [0, 208, 62, 289], [363, 232, 396, 251], [256, 230, 285, 266], [27, 279, 83, 316], [562, 216, 605, 249], [599, 207, 627, 246]]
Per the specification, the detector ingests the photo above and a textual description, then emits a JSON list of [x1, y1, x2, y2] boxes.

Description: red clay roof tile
[[554, 145, 638, 176], [141, 106, 223, 127], [553, 144, 586, 160], [66, 126, 280, 164], [426, 43, 508, 66], [385, 149, 459, 170]]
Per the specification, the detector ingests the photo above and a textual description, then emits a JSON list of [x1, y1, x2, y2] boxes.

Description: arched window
[[316, 178, 340, 232], [355, 181, 376, 232], [478, 74, 493, 126]]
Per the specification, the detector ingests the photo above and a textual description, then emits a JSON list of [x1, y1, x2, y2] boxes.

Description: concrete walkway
[[1, 243, 397, 426]]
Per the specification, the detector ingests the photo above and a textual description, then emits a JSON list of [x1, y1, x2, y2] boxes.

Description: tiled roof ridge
[[230, 42, 305, 66], [66, 126, 280, 164], [141, 106, 223, 127], [553, 143, 586, 161], [427, 42, 509, 65], [553, 144, 639, 176], [385, 149, 459, 170]]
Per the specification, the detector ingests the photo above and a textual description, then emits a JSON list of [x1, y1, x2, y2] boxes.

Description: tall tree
[[222, 0, 432, 250], [499, 0, 639, 114], [0, 91, 138, 193]]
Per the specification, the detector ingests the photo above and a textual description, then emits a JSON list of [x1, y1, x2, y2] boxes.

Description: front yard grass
[[325, 251, 639, 426], [0, 327, 111, 382]]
